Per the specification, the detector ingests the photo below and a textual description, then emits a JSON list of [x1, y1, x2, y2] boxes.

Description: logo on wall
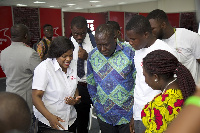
[[87, 20, 95, 34], [0, 28, 11, 52], [0, 28, 11, 45], [53, 27, 60, 36]]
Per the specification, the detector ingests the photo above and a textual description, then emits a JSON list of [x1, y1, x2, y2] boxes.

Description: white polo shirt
[[163, 28, 200, 85], [32, 58, 78, 130]]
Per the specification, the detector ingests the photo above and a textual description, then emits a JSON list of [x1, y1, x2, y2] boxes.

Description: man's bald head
[[0, 92, 31, 133], [11, 24, 30, 44]]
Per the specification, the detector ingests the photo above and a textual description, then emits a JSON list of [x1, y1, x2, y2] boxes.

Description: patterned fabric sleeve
[[86, 52, 97, 103], [141, 89, 184, 133], [36, 40, 45, 60]]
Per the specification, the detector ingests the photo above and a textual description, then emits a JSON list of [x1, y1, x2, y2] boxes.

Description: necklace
[[162, 78, 177, 94]]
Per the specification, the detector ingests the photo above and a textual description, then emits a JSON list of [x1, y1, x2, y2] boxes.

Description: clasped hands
[[65, 96, 81, 105]]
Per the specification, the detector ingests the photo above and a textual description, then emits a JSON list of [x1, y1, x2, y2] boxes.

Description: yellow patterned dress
[[141, 89, 184, 133]]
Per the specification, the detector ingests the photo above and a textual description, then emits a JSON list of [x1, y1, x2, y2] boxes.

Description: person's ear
[[117, 30, 120, 36], [24, 33, 28, 39], [153, 74, 159, 83], [144, 31, 149, 38], [161, 21, 167, 29], [114, 35, 117, 43]]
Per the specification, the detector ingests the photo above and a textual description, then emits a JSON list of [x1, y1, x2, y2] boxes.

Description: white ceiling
[[0, 0, 157, 11]]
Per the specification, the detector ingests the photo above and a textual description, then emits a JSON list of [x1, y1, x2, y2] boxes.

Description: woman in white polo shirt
[[32, 36, 81, 133]]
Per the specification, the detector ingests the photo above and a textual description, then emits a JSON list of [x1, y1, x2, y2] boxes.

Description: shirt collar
[[115, 40, 124, 52], [43, 36, 53, 43], [43, 36, 49, 41], [52, 58, 73, 74]]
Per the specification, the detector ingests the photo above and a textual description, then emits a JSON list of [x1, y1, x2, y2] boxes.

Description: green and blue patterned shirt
[[87, 41, 136, 126]]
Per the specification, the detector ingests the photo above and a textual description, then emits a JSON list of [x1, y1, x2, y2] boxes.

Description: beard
[[157, 29, 164, 39]]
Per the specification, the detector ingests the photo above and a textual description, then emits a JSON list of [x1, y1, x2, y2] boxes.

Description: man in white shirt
[[147, 9, 200, 85], [126, 15, 177, 133], [70, 16, 96, 133]]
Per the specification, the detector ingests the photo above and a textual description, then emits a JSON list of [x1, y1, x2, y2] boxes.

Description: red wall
[[167, 13, 180, 28], [0, 6, 12, 52], [40, 8, 62, 38], [64, 12, 108, 38], [0, 7, 62, 78], [0, 6, 13, 78], [109, 11, 125, 41]]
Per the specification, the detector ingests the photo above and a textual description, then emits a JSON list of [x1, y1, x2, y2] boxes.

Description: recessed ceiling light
[[118, 2, 126, 4], [17, 4, 27, 6], [75, 7, 83, 9], [34, 1, 46, 4], [67, 4, 76, 6], [90, 1, 100, 3], [95, 5, 103, 7], [50, 6, 55, 7]]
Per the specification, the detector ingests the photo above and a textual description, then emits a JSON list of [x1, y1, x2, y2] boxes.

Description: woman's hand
[[65, 96, 81, 105], [32, 90, 65, 130], [47, 113, 65, 130]]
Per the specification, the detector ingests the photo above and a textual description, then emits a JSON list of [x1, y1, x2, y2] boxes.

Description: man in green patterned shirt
[[87, 24, 136, 133]]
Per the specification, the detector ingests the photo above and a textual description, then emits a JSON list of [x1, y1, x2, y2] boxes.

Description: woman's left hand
[[65, 96, 81, 105]]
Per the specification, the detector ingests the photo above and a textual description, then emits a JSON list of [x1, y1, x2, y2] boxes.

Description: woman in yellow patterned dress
[[141, 50, 196, 133]]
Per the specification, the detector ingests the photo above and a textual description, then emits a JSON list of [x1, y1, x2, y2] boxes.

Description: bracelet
[[185, 96, 200, 107]]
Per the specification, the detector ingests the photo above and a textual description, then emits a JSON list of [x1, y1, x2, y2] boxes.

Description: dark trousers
[[74, 82, 92, 133], [134, 120, 146, 133], [37, 120, 76, 133], [98, 118, 130, 133], [28, 113, 37, 133]]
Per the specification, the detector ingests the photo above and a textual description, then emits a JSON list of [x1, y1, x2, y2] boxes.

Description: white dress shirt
[[32, 58, 77, 130], [71, 33, 94, 82]]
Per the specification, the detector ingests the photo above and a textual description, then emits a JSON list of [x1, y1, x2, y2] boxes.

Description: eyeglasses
[[72, 32, 86, 37]]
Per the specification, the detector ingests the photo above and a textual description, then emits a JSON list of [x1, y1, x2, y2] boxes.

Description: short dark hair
[[146, 9, 168, 22], [48, 36, 74, 58], [95, 24, 115, 39], [43, 24, 53, 30], [0, 92, 31, 132], [143, 50, 196, 101], [71, 16, 87, 29], [11, 24, 29, 41], [125, 15, 152, 34], [106, 21, 121, 31]]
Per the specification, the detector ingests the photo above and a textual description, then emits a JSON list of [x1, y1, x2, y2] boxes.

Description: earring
[[155, 79, 158, 82]]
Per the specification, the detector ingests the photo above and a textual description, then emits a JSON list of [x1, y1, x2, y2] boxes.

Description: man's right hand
[[78, 47, 88, 60], [130, 117, 135, 133]]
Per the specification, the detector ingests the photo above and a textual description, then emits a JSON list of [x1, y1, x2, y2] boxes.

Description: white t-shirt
[[133, 39, 178, 120], [163, 28, 200, 84], [32, 58, 78, 130], [71, 33, 94, 82]]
